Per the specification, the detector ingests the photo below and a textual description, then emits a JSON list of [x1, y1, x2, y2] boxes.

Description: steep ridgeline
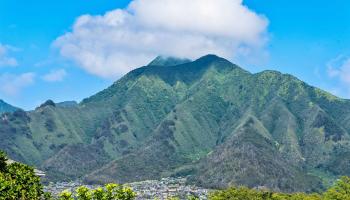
[[1, 55, 350, 192], [0, 99, 18, 114]]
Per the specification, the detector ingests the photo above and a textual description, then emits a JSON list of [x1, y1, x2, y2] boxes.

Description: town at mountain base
[[1, 55, 350, 193], [2, 150, 350, 200]]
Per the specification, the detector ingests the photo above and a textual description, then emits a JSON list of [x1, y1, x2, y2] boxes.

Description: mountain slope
[[1, 55, 350, 192], [0, 100, 18, 114], [84, 56, 350, 191], [190, 115, 323, 192]]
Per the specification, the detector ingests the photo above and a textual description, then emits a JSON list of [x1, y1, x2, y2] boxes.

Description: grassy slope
[[86, 56, 350, 191], [1, 55, 350, 192]]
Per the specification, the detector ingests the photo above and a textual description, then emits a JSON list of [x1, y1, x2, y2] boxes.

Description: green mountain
[[1, 55, 350, 192], [0, 100, 18, 114], [148, 56, 191, 66]]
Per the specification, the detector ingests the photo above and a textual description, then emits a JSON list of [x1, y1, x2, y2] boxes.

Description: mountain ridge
[[0, 99, 19, 114], [0, 54, 350, 192]]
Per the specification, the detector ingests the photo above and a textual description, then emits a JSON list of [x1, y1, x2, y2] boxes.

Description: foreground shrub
[[209, 187, 273, 200], [323, 176, 350, 200], [57, 183, 136, 200], [0, 151, 44, 200], [209, 177, 350, 200], [58, 190, 74, 200], [209, 187, 323, 200], [0, 150, 136, 200]]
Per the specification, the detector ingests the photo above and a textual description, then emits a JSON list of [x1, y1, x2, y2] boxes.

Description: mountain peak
[[148, 56, 191, 67], [0, 99, 18, 114], [197, 54, 221, 60], [3, 54, 350, 193], [194, 54, 235, 67], [38, 100, 56, 109]]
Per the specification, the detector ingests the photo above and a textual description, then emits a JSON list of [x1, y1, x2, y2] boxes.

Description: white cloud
[[327, 55, 350, 84], [0, 73, 35, 96], [54, 0, 269, 78], [0, 43, 18, 67], [42, 69, 67, 82], [327, 55, 350, 98]]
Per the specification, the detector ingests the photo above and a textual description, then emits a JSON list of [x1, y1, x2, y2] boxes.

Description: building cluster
[[44, 181, 86, 197], [44, 177, 209, 199], [129, 177, 209, 199]]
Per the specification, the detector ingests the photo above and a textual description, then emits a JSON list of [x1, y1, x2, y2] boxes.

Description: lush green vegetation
[[2, 149, 350, 200], [209, 177, 350, 200], [2, 55, 350, 192], [56, 184, 136, 200], [0, 151, 136, 200], [0, 151, 44, 199]]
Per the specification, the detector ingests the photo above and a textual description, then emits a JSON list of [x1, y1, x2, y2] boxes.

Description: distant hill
[[0, 100, 18, 114], [1, 55, 350, 192]]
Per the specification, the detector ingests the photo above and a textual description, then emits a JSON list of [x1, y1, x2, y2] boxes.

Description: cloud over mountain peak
[[54, 0, 268, 78]]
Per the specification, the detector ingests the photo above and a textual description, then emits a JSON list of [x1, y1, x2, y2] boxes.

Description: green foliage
[[44, 192, 54, 200], [58, 183, 136, 200], [0, 151, 44, 200], [323, 176, 350, 200], [76, 186, 92, 200], [59, 190, 74, 200], [3, 54, 350, 192], [1, 144, 350, 200], [209, 177, 350, 200], [187, 195, 200, 200], [166, 197, 180, 200], [209, 187, 272, 200], [0, 150, 7, 172], [209, 186, 322, 200], [92, 188, 105, 199]]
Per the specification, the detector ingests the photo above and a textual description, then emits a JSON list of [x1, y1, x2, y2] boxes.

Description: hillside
[[0, 99, 18, 114], [1, 55, 350, 192]]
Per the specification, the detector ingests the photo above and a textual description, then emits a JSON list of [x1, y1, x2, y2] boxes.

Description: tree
[[209, 186, 266, 200], [0, 151, 44, 200], [0, 150, 7, 172], [324, 176, 350, 200], [58, 190, 74, 200], [187, 195, 200, 200], [208, 186, 324, 200], [76, 186, 92, 200], [43, 192, 54, 200], [60, 183, 136, 200], [91, 188, 105, 200]]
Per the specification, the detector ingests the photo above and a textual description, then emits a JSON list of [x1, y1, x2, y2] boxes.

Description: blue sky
[[0, 0, 349, 110]]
